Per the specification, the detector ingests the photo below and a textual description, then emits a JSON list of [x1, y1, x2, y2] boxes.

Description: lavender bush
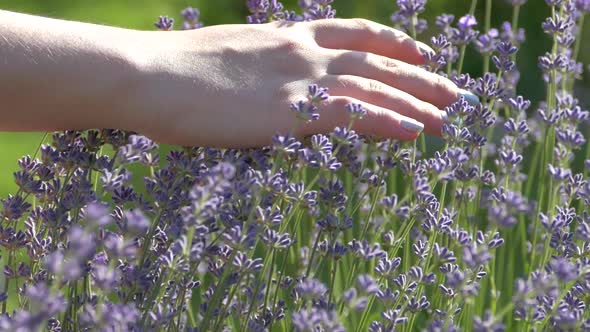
[[1, 0, 590, 331]]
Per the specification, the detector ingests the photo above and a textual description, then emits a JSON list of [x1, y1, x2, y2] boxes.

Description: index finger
[[310, 18, 432, 65]]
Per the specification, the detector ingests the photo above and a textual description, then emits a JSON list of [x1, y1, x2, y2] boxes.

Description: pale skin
[[0, 10, 473, 148]]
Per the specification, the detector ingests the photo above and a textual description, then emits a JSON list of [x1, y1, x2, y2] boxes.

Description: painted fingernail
[[416, 41, 435, 55], [459, 89, 480, 106], [441, 111, 450, 124], [401, 119, 424, 133]]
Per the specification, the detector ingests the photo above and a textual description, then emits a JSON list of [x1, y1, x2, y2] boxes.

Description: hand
[[129, 19, 476, 148]]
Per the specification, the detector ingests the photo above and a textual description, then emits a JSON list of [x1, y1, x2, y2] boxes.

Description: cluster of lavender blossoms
[[1, 0, 590, 331]]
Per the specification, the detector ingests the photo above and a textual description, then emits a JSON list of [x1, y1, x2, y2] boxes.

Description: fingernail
[[459, 89, 480, 106], [416, 41, 435, 55], [401, 119, 424, 133], [440, 111, 450, 124]]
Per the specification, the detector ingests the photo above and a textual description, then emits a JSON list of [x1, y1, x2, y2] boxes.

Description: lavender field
[[1, 0, 590, 331]]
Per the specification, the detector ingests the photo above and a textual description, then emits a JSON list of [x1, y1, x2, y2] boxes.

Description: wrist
[[96, 29, 154, 134], [120, 30, 210, 143]]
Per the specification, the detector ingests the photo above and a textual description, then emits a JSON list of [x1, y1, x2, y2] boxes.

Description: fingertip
[[398, 37, 428, 65], [416, 41, 435, 55], [457, 89, 480, 106], [356, 110, 423, 141], [440, 110, 450, 124], [398, 117, 424, 141], [400, 118, 424, 134], [413, 41, 434, 64], [432, 109, 449, 137]]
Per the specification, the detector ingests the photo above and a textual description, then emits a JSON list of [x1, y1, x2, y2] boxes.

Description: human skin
[[0, 10, 477, 148]]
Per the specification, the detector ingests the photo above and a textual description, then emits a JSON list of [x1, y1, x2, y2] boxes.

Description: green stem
[[469, 0, 478, 14], [354, 279, 382, 332], [241, 243, 279, 331], [124, 207, 167, 303], [263, 249, 277, 309], [304, 230, 323, 279], [213, 273, 245, 332], [511, 5, 520, 36], [419, 135, 426, 156], [353, 218, 416, 331], [327, 259, 338, 309], [457, 46, 468, 75], [268, 251, 290, 331], [337, 176, 384, 314], [410, 13, 417, 40], [358, 179, 383, 240], [524, 143, 542, 198], [1, 251, 14, 314], [482, 0, 492, 74], [572, 15, 585, 64], [32, 132, 48, 160], [456, 0, 477, 75], [200, 250, 238, 332], [93, 145, 104, 193]]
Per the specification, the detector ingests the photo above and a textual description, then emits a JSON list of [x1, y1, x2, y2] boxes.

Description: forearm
[[0, 10, 143, 132]]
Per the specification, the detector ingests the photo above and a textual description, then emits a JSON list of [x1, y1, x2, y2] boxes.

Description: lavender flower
[[181, 7, 204, 30], [154, 16, 174, 31], [452, 15, 479, 45]]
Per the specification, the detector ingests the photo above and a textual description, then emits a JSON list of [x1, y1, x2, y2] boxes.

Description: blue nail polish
[[441, 111, 450, 124], [459, 90, 480, 106], [401, 120, 424, 133]]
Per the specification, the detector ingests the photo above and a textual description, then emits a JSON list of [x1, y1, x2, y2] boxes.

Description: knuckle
[[351, 18, 378, 41], [273, 42, 320, 76], [275, 84, 297, 102], [366, 80, 385, 97], [378, 55, 400, 71], [276, 39, 303, 53]]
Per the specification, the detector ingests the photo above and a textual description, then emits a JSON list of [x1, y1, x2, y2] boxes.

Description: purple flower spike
[[396, 0, 427, 16], [154, 16, 174, 31], [181, 7, 204, 29], [346, 103, 368, 119], [391, 0, 428, 35], [548, 257, 577, 281], [291, 84, 330, 122], [458, 15, 477, 31], [357, 274, 379, 294], [247, 0, 286, 23], [308, 84, 330, 103]]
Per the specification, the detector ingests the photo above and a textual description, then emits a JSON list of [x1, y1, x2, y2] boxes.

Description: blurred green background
[[0, 0, 589, 198]]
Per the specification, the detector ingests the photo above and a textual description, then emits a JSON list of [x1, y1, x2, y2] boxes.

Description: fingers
[[298, 96, 424, 141], [325, 50, 475, 109], [319, 75, 446, 136], [310, 18, 431, 65]]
